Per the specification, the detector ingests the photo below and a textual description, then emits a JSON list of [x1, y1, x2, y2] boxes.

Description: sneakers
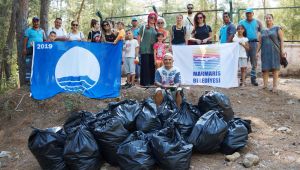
[[251, 79, 258, 86], [122, 82, 134, 89]]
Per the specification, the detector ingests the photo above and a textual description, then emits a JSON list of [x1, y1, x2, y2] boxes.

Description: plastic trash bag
[[198, 91, 234, 122], [63, 111, 96, 134], [92, 116, 130, 166], [109, 99, 140, 131], [188, 110, 228, 153], [117, 131, 155, 170], [169, 101, 200, 141], [221, 118, 252, 154], [150, 125, 193, 170], [136, 98, 162, 133], [157, 91, 178, 124], [63, 125, 101, 170], [28, 127, 67, 170]]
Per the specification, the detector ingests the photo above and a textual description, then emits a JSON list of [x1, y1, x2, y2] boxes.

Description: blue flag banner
[[30, 41, 123, 100]]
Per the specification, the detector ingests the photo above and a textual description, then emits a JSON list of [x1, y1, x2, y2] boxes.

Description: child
[[113, 21, 126, 44], [123, 30, 139, 88], [153, 32, 167, 69], [233, 24, 249, 87], [48, 31, 57, 42]]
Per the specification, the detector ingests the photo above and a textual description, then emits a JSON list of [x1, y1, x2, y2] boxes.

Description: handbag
[[267, 29, 288, 68]]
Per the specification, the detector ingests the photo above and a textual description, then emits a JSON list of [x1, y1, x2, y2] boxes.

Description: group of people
[[22, 4, 285, 108]]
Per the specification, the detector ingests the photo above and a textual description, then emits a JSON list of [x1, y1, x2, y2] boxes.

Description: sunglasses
[[72, 24, 78, 26], [223, 15, 229, 18], [103, 24, 109, 26], [187, 7, 193, 10], [197, 16, 203, 19], [157, 22, 164, 24], [149, 17, 155, 19]]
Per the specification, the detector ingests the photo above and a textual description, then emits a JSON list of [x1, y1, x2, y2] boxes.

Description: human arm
[[22, 37, 28, 57], [240, 41, 250, 51], [227, 24, 236, 42], [114, 29, 125, 44], [169, 27, 173, 51], [278, 27, 285, 57]]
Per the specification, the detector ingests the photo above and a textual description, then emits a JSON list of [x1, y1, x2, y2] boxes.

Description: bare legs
[[154, 90, 182, 108], [262, 70, 279, 92], [240, 67, 246, 86]]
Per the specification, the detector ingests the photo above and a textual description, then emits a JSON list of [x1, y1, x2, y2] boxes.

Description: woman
[[87, 19, 101, 42], [67, 21, 85, 41], [157, 17, 169, 41], [257, 14, 284, 93], [169, 14, 186, 51], [189, 12, 212, 45], [138, 12, 158, 86], [101, 20, 117, 43]]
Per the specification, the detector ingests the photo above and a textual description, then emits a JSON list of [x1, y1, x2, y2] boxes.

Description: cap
[[131, 17, 138, 21], [32, 16, 39, 21], [245, 8, 254, 13]]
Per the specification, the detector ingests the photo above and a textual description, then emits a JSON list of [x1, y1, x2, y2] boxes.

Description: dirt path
[[0, 78, 299, 169]]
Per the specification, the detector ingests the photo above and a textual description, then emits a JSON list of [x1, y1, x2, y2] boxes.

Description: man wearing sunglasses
[[219, 12, 236, 43], [183, 3, 194, 39]]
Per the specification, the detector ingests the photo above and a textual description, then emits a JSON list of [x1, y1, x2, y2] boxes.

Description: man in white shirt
[[183, 3, 194, 39], [47, 18, 67, 41]]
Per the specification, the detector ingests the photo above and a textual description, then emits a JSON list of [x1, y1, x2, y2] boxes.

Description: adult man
[[183, 3, 194, 39], [239, 8, 262, 86], [22, 17, 46, 82], [131, 17, 140, 82], [47, 17, 67, 41], [131, 17, 140, 39], [154, 53, 182, 108], [219, 12, 236, 43]]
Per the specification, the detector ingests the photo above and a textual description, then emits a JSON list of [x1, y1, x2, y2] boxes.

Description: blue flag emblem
[[30, 41, 123, 100]]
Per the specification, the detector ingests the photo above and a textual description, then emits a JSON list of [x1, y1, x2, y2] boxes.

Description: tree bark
[[1, 0, 18, 82], [15, 0, 29, 86], [77, 0, 85, 22], [40, 0, 50, 34]]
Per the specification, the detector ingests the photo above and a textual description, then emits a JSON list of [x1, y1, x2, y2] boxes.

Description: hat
[[245, 8, 254, 13], [32, 16, 39, 21], [131, 17, 138, 21]]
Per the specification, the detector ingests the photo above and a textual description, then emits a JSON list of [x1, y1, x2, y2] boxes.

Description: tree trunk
[[15, 0, 29, 86], [77, 0, 85, 22], [1, 0, 18, 82], [40, 0, 50, 34]]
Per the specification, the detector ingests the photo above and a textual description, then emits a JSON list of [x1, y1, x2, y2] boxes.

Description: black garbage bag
[[169, 101, 200, 141], [117, 131, 156, 170], [198, 91, 234, 122], [157, 91, 178, 124], [63, 111, 96, 134], [63, 125, 101, 170], [220, 118, 252, 154], [28, 127, 67, 170], [188, 110, 228, 153], [150, 125, 193, 170], [92, 116, 130, 166], [109, 99, 140, 131], [136, 98, 162, 133]]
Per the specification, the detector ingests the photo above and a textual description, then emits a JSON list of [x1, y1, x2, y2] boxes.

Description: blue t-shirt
[[155, 66, 181, 86], [24, 27, 45, 48], [131, 27, 140, 39], [219, 22, 236, 43], [239, 19, 261, 41]]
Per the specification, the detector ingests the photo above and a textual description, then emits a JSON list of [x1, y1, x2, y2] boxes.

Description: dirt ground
[[0, 77, 300, 170]]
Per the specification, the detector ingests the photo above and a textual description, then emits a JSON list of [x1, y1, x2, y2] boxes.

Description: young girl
[[153, 32, 167, 69], [233, 24, 249, 87]]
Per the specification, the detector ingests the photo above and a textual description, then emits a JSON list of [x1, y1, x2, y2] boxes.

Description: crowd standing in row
[[23, 4, 285, 103]]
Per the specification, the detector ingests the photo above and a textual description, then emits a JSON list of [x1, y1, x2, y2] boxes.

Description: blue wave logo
[[55, 47, 100, 92]]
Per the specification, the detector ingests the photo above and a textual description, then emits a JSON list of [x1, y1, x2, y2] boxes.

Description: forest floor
[[0, 77, 300, 170]]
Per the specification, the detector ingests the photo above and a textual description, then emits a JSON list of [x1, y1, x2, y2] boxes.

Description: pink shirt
[[153, 42, 166, 60]]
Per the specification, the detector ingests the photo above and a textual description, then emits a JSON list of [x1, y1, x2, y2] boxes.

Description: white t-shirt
[[124, 39, 139, 58], [233, 35, 249, 58], [183, 14, 194, 39], [67, 32, 84, 41], [47, 27, 66, 37]]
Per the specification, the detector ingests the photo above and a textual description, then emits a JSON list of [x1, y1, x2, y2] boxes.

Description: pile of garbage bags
[[28, 91, 251, 170]]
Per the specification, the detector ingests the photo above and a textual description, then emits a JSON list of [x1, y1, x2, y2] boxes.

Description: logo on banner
[[55, 47, 100, 92], [192, 46, 221, 83]]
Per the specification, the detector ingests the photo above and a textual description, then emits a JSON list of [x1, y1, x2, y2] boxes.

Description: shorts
[[239, 58, 247, 68], [124, 57, 135, 74], [155, 87, 183, 100]]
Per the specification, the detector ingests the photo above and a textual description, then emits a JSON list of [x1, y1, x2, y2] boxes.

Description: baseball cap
[[32, 16, 39, 21], [245, 8, 254, 13], [131, 17, 138, 21]]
